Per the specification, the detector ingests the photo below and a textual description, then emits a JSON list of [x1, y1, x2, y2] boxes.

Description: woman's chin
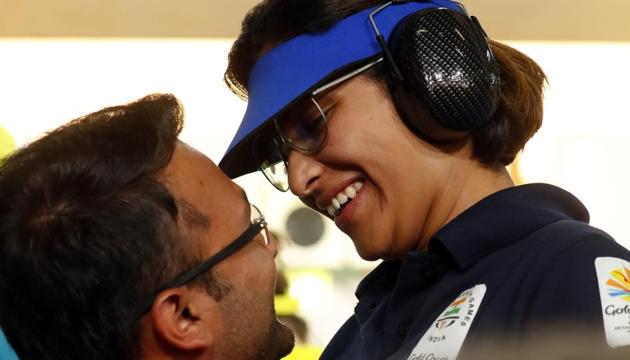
[[354, 242, 395, 262]]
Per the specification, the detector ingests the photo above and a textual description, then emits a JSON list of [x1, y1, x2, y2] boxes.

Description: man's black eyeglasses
[[142, 204, 270, 313]]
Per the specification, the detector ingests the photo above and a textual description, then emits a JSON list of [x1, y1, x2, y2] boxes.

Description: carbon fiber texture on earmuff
[[389, 8, 501, 131]]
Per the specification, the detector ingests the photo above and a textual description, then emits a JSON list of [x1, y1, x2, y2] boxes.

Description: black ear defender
[[369, 1, 501, 133]]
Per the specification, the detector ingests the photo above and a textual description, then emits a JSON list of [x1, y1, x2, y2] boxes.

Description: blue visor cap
[[220, 0, 464, 179]]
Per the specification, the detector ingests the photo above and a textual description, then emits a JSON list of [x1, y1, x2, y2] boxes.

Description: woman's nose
[[287, 150, 323, 197]]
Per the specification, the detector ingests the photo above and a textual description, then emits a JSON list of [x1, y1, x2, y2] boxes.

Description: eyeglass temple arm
[[142, 220, 265, 313], [168, 221, 265, 288], [312, 57, 384, 96]]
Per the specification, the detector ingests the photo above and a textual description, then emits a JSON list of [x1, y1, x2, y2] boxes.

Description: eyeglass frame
[[142, 204, 270, 313], [257, 57, 385, 192]]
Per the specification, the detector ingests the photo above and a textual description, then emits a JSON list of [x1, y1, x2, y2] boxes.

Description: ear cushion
[[389, 8, 501, 131]]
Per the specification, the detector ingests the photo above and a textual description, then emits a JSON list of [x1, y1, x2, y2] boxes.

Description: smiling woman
[[218, 0, 630, 358]]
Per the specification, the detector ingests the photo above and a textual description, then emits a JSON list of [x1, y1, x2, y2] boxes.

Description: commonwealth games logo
[[435, 295, 467, 329], [606, 266, 630, 302]]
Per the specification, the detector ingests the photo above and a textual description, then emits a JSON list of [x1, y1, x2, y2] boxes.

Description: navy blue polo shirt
[[321, 183, 630, 360]]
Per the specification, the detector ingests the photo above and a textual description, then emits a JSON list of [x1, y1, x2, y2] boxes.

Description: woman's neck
[[417, 161, 515, 251]]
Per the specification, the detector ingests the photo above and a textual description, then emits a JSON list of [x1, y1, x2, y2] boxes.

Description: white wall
[[515, 42, 630, 246]]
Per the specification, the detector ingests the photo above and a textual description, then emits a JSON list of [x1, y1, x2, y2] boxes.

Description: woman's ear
[[149, 286, 221, 353]]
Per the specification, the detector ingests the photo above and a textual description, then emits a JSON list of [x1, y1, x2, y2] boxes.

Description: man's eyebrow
[[177, 199, 210, 229]]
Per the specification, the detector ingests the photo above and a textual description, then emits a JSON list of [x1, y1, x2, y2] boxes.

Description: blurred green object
[[275, 294, 300, 316], [0, 126, 18, 359], [0, 126, 16, 159], [282, 345, 323, 360]]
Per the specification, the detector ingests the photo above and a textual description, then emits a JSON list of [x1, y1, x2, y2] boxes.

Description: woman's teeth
[[326, 182, 364, 217]]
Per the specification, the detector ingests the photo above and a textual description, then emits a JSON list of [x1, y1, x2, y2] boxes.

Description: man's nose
[[287, 150, 323, 197]]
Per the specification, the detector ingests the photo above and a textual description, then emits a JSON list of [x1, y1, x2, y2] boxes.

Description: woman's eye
[[295, 115, 323, 138]]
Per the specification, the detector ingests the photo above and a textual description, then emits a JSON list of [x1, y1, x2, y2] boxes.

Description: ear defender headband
[[220, 0, 500, 179]]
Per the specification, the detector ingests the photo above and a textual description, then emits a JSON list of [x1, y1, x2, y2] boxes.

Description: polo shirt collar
[[432, 183, 589, 270], [355, 184, 589, 299]]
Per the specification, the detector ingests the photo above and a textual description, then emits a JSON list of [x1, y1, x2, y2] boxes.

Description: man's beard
[[252, 316, 296, 360], [220, 301, 296, 360]]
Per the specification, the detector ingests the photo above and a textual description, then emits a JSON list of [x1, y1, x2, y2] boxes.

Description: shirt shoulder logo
[[595, 257, 630, 347], [606, 266, 630, 302], [407, 284, 486, 360], [435, 295, 467, 329]]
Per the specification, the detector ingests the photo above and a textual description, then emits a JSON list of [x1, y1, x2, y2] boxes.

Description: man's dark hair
[[225, 0, 547, 166], [0, 94, 199, 360]]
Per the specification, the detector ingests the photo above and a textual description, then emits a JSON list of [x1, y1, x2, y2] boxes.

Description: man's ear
[[150, 286, 220, 352]]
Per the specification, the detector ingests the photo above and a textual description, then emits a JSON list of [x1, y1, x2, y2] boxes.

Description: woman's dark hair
[[225, 0, 547, 166], [0, 94, 196, 360]]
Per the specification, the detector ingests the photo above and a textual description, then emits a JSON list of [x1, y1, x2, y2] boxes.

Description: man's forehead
[[167, 148, 251, 238], [237, 185, 249, 203], [178, 141, 202, 155], [165, 142, 247, 208]]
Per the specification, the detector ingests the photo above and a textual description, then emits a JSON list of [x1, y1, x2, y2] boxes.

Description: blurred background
[[1, 0, 630, 358]]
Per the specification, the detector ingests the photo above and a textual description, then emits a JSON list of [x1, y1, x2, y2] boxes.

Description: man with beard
[[0, 94, 295, 360]]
